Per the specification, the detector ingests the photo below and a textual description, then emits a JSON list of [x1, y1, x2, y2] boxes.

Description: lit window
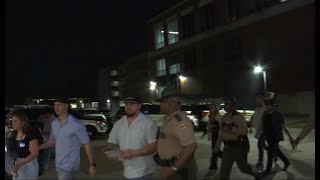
[[167, 17, 179, 44], [154, 23, 165, 49], [156, 58, 166, 77], [169, 64, 180, 74]]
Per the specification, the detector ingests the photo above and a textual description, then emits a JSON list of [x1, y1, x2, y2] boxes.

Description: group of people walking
[[5, 87, 314, 180]]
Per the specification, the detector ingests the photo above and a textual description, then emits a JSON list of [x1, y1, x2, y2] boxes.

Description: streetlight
[[149, 81, 157, 91], [253, 65, 267, 93], [178, 75, 187, 93]]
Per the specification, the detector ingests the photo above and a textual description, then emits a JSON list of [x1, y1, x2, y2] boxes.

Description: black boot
[[281, 163, 290, 171]]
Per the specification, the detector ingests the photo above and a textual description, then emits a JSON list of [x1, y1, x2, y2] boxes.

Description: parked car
[[72, 108, 113, 134], [182, 104, 210, 130], [69, 109, 108, 140], [112, 103, 199, 129]]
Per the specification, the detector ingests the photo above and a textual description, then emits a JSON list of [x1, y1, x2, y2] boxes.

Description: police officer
[[214, 97, 260, 180], [155, 86, 197, 180]]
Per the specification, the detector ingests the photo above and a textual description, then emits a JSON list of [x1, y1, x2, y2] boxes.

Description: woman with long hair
[[8, 110, 39, 179], [207, 104, 222, 170]]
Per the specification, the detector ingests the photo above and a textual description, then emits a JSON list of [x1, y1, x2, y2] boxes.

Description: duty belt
[[153, 153, 180, 166], [223, 140, 240, 146]]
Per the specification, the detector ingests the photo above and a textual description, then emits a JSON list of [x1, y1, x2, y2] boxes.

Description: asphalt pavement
[[38, 115, 315, 180]]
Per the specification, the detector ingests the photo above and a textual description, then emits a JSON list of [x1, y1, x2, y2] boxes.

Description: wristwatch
[[89, 162, 96, 167], [171, 166, 178, 172]]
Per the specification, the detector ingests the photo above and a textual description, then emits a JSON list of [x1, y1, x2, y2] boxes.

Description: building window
[[154, 23, 165, 49], [184, 49, 196, 71], [203, 46, 214, 65], [156, 58, 166, 77], [167, 17, 179, 45], [181, 12, 195, 39], [227, 0, 238, 22], [169, 64, 181, 74], [199, 3, 214, 32], [224, 39, 242, 62]]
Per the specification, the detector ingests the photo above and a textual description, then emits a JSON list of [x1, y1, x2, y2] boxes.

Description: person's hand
[[160, 166, 176, 179], [10, 164, 20, 173], [213, 147, 220, 154], [254, 132, 260, 139], [292, 137, 301, 149], [88, 165, 96, 177], [121, 149, 136, 160]]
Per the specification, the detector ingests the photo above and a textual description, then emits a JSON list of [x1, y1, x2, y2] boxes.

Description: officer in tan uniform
[[214, 97, 260, 180], [155, 86, 198, 180]]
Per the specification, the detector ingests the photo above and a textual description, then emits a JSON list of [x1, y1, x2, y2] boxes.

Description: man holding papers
[[106, 96, 158, 180]]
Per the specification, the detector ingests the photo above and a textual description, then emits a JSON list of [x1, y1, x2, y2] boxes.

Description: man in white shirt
[[250, 94, 266, 169], [107, 96, 158, 180]]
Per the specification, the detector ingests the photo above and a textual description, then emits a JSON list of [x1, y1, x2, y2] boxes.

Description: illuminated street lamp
[[149, 81, 157, 91], [253, 65, 267, 93], [179, 75, 186, 81]]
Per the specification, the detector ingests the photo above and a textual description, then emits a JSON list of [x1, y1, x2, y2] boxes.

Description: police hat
[[54, 97, 70, 104], [124, 96, 141, 104], [156, 86, 180, 102], [224, 96, 237, 104]]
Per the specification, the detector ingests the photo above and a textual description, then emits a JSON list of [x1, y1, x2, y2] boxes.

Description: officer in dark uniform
[[154, 86, 197, 180], [214, 97, 260, 180]]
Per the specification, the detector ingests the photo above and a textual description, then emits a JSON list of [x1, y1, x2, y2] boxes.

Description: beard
[[125, 111, 137, 117]]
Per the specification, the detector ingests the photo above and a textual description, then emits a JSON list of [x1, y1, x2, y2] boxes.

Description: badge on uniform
[[180, 122, 187, 129], [19, 142, 25, 148]]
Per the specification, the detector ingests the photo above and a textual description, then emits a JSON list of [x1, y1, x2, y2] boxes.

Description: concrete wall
[[278, 91, 314, 115]]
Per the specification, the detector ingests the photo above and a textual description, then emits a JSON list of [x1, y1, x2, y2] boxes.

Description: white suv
[[70, 109, 107, 140], [112, 104, 199, 129]]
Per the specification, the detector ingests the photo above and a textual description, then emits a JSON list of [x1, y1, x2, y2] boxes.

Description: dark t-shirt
[[262, 110, 285, 142], [8, 131, 38, 159]]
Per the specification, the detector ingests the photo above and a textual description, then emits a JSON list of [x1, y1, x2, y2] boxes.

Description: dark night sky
[[5, 0, 181, 105]]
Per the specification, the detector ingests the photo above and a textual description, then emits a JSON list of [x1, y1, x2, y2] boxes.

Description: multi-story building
[[98, 53, 149, 114], [146, 0, 314, 113]]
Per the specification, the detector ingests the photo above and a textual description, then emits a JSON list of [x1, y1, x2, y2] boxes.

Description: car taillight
[[202, 110, 209, 117], [96, 120, 102, 124]]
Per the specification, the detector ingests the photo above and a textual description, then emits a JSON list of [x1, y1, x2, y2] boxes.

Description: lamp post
[[149, 81, 157, 101], [253, 66, 267, 93], [178, 75, 187, 93]]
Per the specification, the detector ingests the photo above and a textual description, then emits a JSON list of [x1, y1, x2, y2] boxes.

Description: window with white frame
[[169, 64, 180, 74], [156, 58, 166, 77], [167, 17, 179, 44], [154, 23, 165, 49]]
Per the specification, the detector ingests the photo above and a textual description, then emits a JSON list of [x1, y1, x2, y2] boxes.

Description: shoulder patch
[[180, 122, 188, 129], [174, 114, 183, 122]]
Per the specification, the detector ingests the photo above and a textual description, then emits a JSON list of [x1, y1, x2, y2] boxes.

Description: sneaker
[[281, 163, 290, 171]]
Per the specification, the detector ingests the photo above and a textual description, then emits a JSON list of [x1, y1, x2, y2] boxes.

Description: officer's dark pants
[[169, 157, 197, 180], [220, 144, 255, 180], [210, 128, 220, 170], [265, 139, 290, 172]]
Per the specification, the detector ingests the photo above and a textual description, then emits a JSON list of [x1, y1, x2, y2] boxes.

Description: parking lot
[[37, 116, 314, 180]]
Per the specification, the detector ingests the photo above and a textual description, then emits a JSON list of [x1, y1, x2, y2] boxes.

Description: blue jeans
[[57, 169, 76, 180], [126, 173, 153, 180]]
